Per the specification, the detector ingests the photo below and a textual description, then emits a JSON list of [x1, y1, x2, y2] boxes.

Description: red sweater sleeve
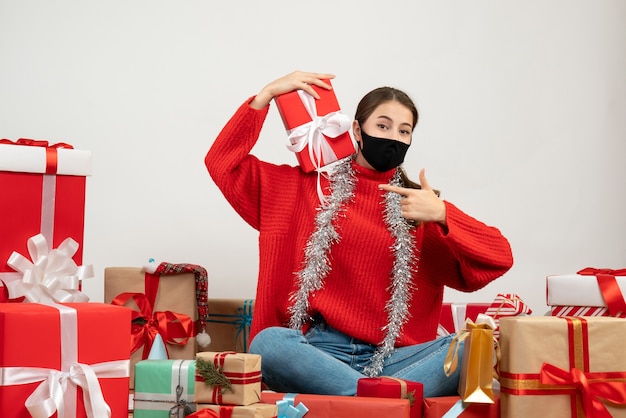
[[418, 201, 514, 292], [205, 98, 269, 230]]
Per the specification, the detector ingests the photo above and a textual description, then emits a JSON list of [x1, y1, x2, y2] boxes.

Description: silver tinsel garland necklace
[[288, 158, 418, 377]]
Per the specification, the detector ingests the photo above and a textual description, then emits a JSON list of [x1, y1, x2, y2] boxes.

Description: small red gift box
[[0, 302, 131, 418], [423, 394, 500, 418], [274, 80, 356, 173], [261, 391, 411, 418], [0, 138, 91, 292], [357, 377, 423, 418]]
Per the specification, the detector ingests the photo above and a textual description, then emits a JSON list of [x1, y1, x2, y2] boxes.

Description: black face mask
[[359, 130, 410, 172]]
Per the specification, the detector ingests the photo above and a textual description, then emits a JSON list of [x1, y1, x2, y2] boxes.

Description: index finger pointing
[[378, 184, 409, 195]]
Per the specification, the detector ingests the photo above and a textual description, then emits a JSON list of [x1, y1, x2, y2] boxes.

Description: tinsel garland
[[288, 158, 356, 328], [288, 159, 418, 377]]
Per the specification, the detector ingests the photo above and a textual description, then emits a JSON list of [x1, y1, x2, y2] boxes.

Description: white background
[[1, 1, 624, 316]]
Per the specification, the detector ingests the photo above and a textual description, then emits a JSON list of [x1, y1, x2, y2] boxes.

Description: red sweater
[[206, 98, 513, 347]]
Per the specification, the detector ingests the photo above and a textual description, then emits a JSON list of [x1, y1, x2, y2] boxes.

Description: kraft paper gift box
[[547, 268, 626, 318], [194, 352, 262, 406], [499, 316, 626, 418], [204, 299, 254, 353], [274, 79, 356, 173], [0, 138, 91, 295], [134, 359, 197, 418], [0, 302, 131, 418], [261, 392, 411, 418], [356, 377, 423, 418], [105, 265, 204, 389], [195, 403, 277, 418], [423, 394, 500, 418]]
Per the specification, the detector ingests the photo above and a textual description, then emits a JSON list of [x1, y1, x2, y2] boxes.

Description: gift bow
[[286, 90, 352, 171], [443, 314, 499, 377], [0, 138, 73, 149], [1, 360, 128, 418], [540, 362, 626, 418], [276, 393, 309, 418], [577, 267, 626, 315], [6, 234, 93, 303], [0, 138, 74, 174], [169, 384, 193, 417], [111, 292, 193, 358], [286, 90, 353, 205]]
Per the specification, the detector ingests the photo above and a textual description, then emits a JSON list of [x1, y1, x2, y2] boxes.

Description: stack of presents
[[2, 81, 626, 418]]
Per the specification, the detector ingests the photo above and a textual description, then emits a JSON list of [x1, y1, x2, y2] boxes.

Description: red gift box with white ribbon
[[0, 138, 92, 292], [0, 302, 131, 417], [274, 80, 356, 173]]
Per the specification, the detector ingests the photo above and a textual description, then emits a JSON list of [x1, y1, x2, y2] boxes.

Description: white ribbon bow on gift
[[1, 360, 128, 418], [286, 90, 354, 205], [5, 233, 93, 303]]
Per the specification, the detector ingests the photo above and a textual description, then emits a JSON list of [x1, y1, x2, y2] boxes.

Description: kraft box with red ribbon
[[498, 316, 626, 417], [274, 79, 356, 173], [261, 392, 411, 418], [104, 262, 209, 389], [547, 268, 626, 318], [356, 377, 423, 418], [0, 302, 131, 418], [0, 138, 92, 296], [194, 351, 262, 406]]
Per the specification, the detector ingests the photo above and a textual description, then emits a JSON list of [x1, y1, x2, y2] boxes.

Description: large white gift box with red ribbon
[[0, 302, 131, 418], [274, 80, 356, 173], [0, 138, 92, 295], [547, 268, 626, 318]]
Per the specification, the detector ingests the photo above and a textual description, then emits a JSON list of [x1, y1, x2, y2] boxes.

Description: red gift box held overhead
[[274, 79, 356, 173], [0, 138, 92, 289]]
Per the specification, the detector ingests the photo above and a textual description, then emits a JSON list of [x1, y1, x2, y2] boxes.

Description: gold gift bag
[[444, 314, 498, 404]]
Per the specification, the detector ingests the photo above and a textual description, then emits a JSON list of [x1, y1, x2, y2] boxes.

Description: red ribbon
[[0, 138, 74, 174], [540, 363, 626, 418], [185, 410, 219, 418], [577, 268, 626, 315], [111, 291, 193, 358], [195, 352, 262, 404]]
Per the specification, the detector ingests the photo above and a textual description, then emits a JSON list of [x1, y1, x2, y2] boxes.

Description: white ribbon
[[285, 90, 354, 205], [0, 304, 129, 417], [5, 234, 93, 303]]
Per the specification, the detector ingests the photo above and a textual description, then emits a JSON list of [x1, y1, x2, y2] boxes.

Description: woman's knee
[[249, 326, 305, 363]]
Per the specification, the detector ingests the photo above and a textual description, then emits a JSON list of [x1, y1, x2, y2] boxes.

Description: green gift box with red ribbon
[[0, 138, 92, 299]]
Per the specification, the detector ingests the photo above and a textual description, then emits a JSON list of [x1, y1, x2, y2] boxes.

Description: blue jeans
[[248, 319, 462, 397]]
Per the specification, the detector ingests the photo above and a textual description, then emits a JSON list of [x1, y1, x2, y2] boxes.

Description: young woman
[[205, 71, 513, 397]]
